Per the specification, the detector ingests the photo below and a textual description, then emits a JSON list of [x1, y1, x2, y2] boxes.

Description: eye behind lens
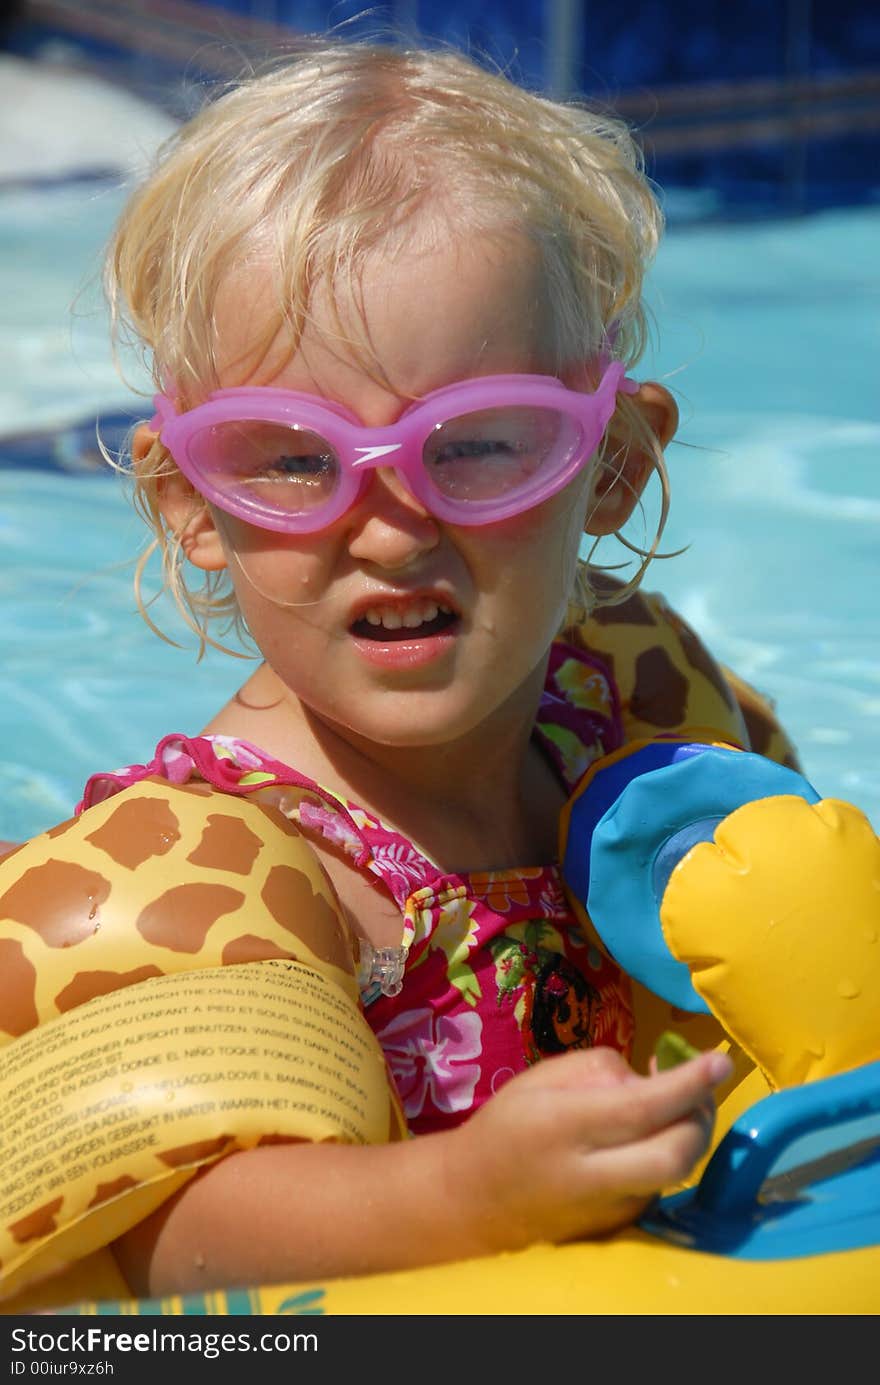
[[191, 419, 342, 515], [422, 406, 582, 503]]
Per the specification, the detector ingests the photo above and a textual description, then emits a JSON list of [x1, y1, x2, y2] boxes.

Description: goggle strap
[[150, 386, 180, 434]]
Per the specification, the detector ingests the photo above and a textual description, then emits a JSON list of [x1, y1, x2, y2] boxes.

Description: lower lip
[[349, 630, 458, 669]]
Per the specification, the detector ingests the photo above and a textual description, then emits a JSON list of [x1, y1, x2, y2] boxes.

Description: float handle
[[695, 1058, 880, 1219]]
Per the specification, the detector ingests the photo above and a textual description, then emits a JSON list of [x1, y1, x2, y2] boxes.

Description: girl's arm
[[113, 1045, 731, 1295]]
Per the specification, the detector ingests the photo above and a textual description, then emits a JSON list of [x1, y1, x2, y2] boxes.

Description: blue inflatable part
[[642, 1058, 880, 1260], [563, 743, 820, 1011], [562, 740, 712, 928]]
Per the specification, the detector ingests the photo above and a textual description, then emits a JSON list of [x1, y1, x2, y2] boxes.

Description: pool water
[[1, 157, 878, 842]]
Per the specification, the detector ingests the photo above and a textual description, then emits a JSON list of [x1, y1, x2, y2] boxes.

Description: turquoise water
[[1, 179, 878, 842]]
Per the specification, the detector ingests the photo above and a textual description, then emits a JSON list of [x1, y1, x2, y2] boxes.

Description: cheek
[[213, 512, 334, 619], [485, 485, 586, 598]]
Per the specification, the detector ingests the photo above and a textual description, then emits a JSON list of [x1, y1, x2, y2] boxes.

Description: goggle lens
[[192, 420, 341, 517], [423, 406, 580, 503]]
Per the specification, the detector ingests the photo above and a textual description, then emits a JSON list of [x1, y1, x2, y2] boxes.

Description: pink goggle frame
[[150, 360, 637, 533]]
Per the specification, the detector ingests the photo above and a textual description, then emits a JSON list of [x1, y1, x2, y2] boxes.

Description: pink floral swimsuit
[[79, 639, 635, 1137]]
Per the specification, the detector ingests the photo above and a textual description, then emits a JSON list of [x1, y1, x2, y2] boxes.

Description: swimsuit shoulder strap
[[78, 732, 442, 905]]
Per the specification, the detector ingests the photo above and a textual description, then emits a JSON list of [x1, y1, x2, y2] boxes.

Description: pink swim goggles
[[150, 361, 637, 533]]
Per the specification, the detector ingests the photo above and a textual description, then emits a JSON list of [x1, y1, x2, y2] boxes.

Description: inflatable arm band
[[561, 737, 880, 1091], [0, 780, 407, 1302]]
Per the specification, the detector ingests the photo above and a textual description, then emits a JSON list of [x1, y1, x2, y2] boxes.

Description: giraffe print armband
[[0, 780, 408, 1304]]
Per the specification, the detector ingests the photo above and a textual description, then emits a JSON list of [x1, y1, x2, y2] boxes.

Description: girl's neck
[[202, 656, 566, 871]]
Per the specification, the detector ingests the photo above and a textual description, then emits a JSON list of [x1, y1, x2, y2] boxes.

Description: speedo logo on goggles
[[150, 363, 637, 533]]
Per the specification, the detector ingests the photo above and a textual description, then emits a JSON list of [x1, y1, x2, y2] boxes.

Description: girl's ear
[[584, 381, 679, 536], [132, 423, 228, 572]]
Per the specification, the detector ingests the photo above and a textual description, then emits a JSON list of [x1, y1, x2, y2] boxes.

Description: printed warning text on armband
[[1, 961, 389, 1229]]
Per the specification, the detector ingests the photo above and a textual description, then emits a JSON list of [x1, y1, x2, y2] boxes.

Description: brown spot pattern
[[88, 1175, 139, 1208], [0, 938, 39, 1037], [222, 934, 299, 966], [260, 865, 354, 975], [560, 623, 617, 687], [591, 587, 658, 627], [630, 647, 689, 727], [85, 796, 181, 871], [723, 668, 803, 771], [673, 619, 737, 711], [136, 884, 246, 953], [55, 965, 165, 1014], [173, 780, 215, 798], [45, 817, 80, 841], [8, 1197, 64, 1244], [187, 815, 263, 875], [740, 700, 774, 756], [0, 860, 111, 947], [158, 1135, 237, 1168]]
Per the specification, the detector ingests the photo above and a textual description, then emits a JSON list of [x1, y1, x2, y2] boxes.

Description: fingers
[[603, 1051, 729, 1145], [587, 1101, 717, 1195], [501, 1045, 731, 1146], [512, 1044, 640, 1095], [564, 1073, 720, 1222], [547, 1099, 719, 1246], [538, 1048, 731, 1152]]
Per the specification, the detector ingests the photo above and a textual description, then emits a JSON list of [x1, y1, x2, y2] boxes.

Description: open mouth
[[350, 600, 460, 642]]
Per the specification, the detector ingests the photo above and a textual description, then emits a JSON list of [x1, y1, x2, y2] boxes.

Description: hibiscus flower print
[[376, 1008, 483, 1118]]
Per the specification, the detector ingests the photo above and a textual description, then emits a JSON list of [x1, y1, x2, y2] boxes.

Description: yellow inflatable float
[[0, 733, 878, 1316]]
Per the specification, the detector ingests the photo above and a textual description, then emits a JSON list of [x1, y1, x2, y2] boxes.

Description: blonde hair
[[105, 36, 668, 654]]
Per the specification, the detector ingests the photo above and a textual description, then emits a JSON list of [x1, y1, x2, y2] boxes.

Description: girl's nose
[[345, 466, 441, 569]]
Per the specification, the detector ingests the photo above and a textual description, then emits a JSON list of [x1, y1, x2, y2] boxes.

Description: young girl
[[5, 38, 800, 1299]]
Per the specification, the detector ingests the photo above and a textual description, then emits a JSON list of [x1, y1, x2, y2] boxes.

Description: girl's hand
[[453, 1045, 732, 1254]]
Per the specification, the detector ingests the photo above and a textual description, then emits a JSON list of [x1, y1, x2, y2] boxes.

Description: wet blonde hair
[[105, 36, 668, 655]]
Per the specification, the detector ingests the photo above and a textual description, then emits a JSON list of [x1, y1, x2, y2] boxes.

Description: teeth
[[360, 600, 453, 630]]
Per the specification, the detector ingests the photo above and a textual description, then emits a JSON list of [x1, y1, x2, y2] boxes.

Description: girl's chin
[[319, 694, 496, 751]]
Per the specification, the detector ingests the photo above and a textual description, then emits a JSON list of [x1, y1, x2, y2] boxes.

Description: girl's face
[[169, 235, 637, 751]]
